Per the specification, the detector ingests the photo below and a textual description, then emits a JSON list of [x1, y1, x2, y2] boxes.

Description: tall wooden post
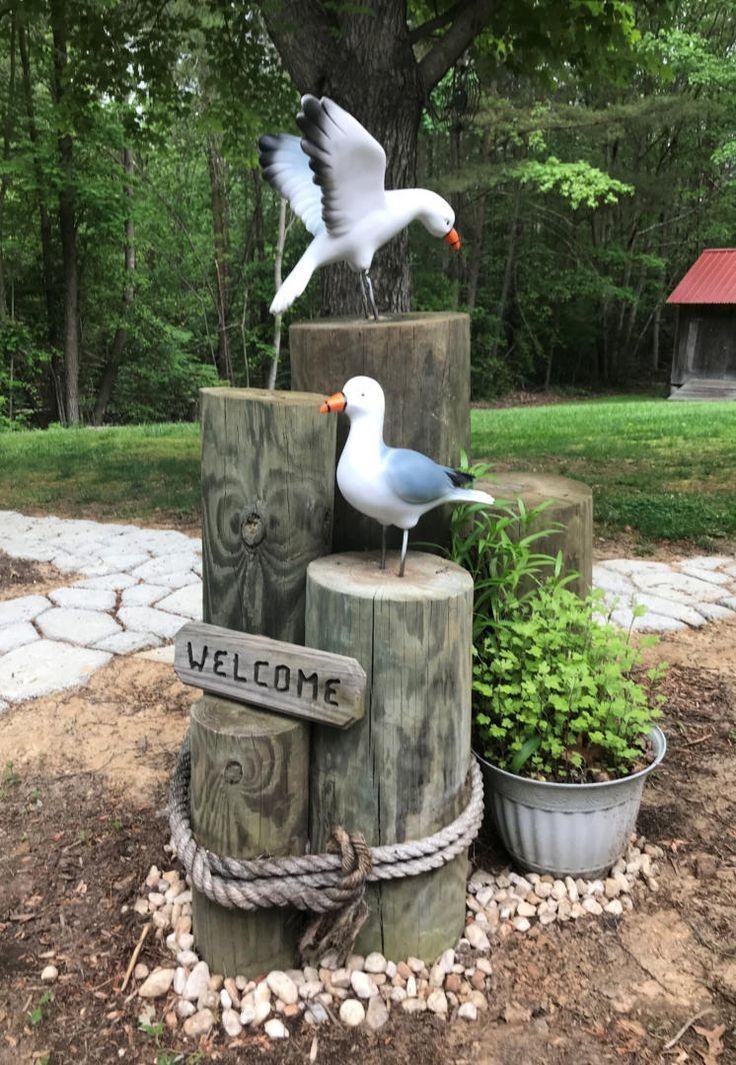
[[306, 551, 474, 962], [290, 313, 470, 553], [194, 388, 336, 975]]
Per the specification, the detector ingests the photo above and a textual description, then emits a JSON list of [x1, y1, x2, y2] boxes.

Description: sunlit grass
[[1, 397, 735, 543]]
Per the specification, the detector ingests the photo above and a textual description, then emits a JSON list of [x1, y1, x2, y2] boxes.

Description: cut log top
[[200, 386, 327, 408], [191, 694, 308, 739], [482, 471, 592, 506], [307, 551, 473, 603], [289, 311, 469, 334]]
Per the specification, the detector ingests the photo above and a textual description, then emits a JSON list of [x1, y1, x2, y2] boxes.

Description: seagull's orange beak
[[320, 391, 346, 414], [444, 227, 461, 252]]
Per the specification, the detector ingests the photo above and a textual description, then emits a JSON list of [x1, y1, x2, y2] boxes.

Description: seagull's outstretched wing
[[384, 448, 465, 505], [296, 95, 387, 238], [258, 133, 324, 236]]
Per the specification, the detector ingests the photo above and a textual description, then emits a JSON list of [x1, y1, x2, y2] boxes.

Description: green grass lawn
[[472, 397, 736, 545], [1, 398, 735, 544], [0, 422, 201, 526]]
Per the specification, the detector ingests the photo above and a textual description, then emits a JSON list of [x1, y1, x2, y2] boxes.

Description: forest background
[[1, 0, 735, 429]]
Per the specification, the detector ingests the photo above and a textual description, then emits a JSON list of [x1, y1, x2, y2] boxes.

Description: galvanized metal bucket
[[476, 727, 667, 879]]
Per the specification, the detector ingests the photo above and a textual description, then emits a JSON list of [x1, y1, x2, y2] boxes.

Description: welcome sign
[[174, 621, 366, 729]]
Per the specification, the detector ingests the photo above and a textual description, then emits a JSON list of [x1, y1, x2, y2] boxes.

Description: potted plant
[[449, 493, 666, 879], [472, 582, 666, 878]]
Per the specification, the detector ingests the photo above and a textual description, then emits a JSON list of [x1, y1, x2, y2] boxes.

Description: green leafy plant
[[473, 583, 665, 782], [27, 991, 54, 1026]]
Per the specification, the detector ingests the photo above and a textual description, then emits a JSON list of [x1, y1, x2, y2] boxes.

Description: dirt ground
[[0, 558, 735, 1064]]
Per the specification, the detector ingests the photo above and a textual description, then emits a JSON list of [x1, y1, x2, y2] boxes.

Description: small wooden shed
[[667, 248, 736, 400]]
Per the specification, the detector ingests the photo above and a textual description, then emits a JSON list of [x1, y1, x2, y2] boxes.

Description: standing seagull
[[258, 96, 461, 319], [320, 376, 494, 577]]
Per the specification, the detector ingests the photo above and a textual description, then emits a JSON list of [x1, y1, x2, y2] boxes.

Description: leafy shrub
[[473, 584, 664, 783], [450, 492, 664, 784]]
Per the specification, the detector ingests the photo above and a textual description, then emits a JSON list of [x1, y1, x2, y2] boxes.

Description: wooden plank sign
[[174, 621, 366, 729]]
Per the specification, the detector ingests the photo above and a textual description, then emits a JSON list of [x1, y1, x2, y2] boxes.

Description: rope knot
[[329, 825, 372, 891]]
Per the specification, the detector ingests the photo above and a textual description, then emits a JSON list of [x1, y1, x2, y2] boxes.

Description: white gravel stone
[[48, 586, 116, 611], [222, 1008, 242, 1037], [266, 970, 299, 1005], [365, 995, 389, 1030], [176, 1000, 196, 1019], [582, 897, 603, 916], [427, 990, 448, 1015], [516, 901, 537, 917], [605, 898, 624, 916], [264, 1018, 289, 1039], [458, 1002, 478, 1021], [464, 922, 491, 952], [138, 968, 175, 998], [350, 970, 378, 999], [0, 639, 111, 701], [565, 877, 579, 902], [41, 965, 59, 983], [133, 963, 149, 980], [117, 605, 184, 640], [0, 595, 51, 627], [306, 1002, 329, 1025], [183, 1009, 214, 1038], [364, 952, 387, 974], [535, 881, 552, 899], [339, 999, 365, 1027], [0, 621, 40, 655], [182, 961, 210, 1002], [156, 583, 203, 620], [512, 916, 531, 932], [37, 606, 121, 646], [173, 968, 187, 995]]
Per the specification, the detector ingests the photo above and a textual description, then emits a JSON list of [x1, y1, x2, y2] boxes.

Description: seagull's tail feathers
[[270, 248, 317, 316], [452, 487, 495, 507]]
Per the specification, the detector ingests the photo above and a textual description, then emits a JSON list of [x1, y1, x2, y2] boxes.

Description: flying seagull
[[320, 376, 493, 577], [258, 96, 461, 319]]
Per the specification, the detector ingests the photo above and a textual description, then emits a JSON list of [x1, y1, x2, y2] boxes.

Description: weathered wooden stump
[[290, 313, 470, 553], [478, 472, 593, 597], [193, 388, 336, 975], [306, 551, 474, 961], [189, 695, 309, 975]]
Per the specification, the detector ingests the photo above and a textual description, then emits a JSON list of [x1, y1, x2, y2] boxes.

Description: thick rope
[[168, 736, 483, 925]]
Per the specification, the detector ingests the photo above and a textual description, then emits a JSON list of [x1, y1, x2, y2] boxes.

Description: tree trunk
[[0, 9, 16, 320], [207, 136, 233, 382], [267, 198, 287, 389], [490, 183, 521, 362], [50, 0, 80, 425], [92, 147, 135, 425]]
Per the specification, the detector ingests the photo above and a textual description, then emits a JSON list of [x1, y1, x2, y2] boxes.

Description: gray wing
[[296, 96, 387, 238], [384, 448, 456, 505], [258, 133, 324, 236]]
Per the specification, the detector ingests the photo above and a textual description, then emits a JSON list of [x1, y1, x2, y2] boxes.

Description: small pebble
[[427, 989, 448, 1015], [458, 1002, 478, 1021], [41, 965, 59, 984], [365, 995, 390, 1030], [266, 970, 299, 1005], [222, 1008, 242, 1037], [339, 999, 365, 1027], [138, 968, 174, 999], [265, 1018, 289, 1039], [364, 952, 387, 974], [183, 1009, 214, 1038], [464, 923, 491, 952]]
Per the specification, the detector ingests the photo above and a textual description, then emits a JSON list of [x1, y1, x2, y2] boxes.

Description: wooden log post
[[479, 472, 593, 597], [290, 313, 470, 553], [194, 387, 336, 976], [306, 551, 474, 962]]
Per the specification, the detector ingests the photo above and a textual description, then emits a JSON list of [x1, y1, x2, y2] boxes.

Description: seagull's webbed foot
[[398, 529, 408, 578], [365, 271, 379, 322]]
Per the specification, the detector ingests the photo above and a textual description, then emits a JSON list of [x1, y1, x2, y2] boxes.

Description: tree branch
[[408, 2, 463, 45], [418, 0, 495, 95]]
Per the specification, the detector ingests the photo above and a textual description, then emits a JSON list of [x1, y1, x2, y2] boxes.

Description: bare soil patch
[[0, 552, 76, 603], [0, 605, 734, 1062]]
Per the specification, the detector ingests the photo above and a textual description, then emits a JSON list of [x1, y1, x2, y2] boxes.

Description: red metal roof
[[667, 248, 736, 304]]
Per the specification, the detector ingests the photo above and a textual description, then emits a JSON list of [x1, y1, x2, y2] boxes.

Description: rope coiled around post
[[168, 735, 483, 960]]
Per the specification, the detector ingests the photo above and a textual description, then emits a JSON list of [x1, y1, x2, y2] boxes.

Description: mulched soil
[[0, 552, 72, 603], [1, 656, 735, 1064]]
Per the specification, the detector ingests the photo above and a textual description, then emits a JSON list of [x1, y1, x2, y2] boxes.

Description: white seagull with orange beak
[[321, 377, 494, 577], [259, 96, 461, 319]]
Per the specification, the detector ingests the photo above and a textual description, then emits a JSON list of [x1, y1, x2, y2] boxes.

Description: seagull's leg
[[365, 271, 379, 321], [380, 525, 387, 570], [358, 271, 370, 319], [398, 529, 409, 578]]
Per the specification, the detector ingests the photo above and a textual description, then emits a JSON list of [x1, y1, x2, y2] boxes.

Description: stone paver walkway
[[0, 511, 202, 707], [594, 556, 736, 632], [0, 511, 734, 709]]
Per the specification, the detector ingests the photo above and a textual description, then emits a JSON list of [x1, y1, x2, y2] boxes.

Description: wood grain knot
[[223, 760, 243, 784], [241, 510, 265, 548]]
